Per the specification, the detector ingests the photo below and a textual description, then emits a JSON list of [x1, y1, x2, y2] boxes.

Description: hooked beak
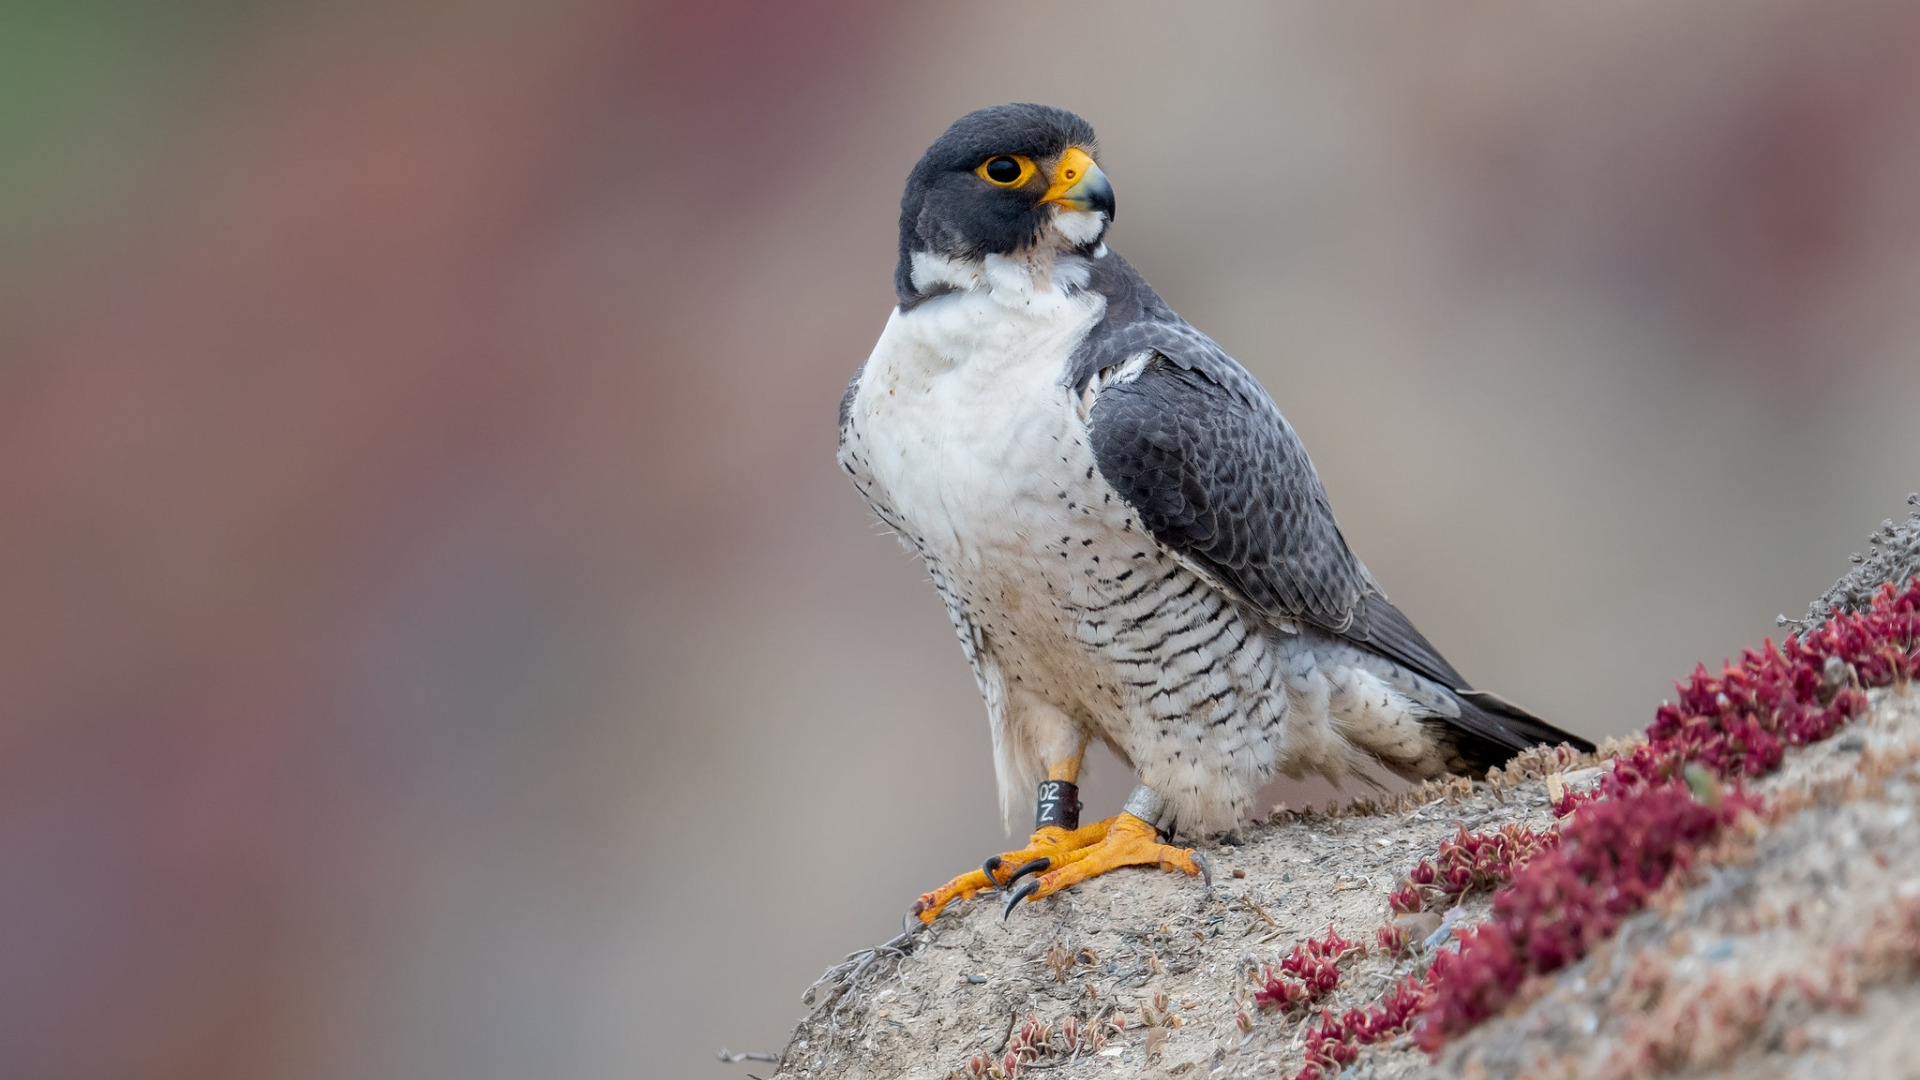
[[1039, 147, 1114, 220]]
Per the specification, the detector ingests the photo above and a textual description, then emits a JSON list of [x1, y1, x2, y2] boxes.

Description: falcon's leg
[[1000, 785, 1210, 916], [911, 756, 1108, 925]]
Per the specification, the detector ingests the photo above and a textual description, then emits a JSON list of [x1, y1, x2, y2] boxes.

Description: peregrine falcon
[[838, 104, 1592, 923]]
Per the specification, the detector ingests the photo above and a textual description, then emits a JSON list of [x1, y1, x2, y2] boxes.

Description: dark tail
[[1345, 590, 1594, 772], [1444, 687, 1596, 774]]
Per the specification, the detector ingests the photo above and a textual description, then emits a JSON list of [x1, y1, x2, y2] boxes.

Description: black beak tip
[[1087, 178, 1116, 221]]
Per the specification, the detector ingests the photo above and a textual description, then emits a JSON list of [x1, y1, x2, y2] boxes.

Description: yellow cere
[[1040, 147, 1097, 205]]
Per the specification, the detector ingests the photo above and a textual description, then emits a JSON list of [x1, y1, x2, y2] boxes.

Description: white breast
[[840, 255, 1106, 576]]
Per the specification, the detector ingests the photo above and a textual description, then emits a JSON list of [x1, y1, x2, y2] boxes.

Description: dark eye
[[974, 154, 1036, 188]]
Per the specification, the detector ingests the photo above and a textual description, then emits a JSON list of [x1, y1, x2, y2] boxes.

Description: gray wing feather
[[1076, 255, 1591, 757], [1087, 345, 1366, 632], [1351, 590, 1590, 755], [1069, 255, 1363, 633]]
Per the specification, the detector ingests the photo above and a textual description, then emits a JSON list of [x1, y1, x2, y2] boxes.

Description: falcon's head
[[895, 103, 1115, 306]]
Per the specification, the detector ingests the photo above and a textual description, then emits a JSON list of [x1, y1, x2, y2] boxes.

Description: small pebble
[[1231, 868, 1246, 879], [1393, 910, 1442, 943]]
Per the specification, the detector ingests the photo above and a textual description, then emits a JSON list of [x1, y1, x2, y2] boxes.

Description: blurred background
[[3, 1, 1918, 1077]]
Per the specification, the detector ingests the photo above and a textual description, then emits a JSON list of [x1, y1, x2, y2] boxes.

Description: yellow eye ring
[[976, 154, 1037, 188]]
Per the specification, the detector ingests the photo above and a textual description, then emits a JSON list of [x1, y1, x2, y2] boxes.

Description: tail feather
[[1340, 590, 1594, 772], [1445, 688, 1595, 774]]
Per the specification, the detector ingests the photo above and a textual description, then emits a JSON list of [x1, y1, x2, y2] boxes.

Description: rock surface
[[773, 507, 1920, 1080]]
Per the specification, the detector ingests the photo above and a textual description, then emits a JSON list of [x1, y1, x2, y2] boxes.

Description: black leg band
[[1035, 779, 1081, 831]]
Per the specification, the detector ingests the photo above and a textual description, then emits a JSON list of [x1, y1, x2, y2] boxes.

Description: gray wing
[[1083, 327, 1370, 639], [1082, 322, 1590, 758]]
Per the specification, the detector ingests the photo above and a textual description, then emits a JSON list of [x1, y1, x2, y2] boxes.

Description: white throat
[[909, 247, 1108, 302], [908, 210, 1110, 302]]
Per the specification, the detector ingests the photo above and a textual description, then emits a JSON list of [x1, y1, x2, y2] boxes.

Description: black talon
[[1001, 877, 1042, 920], [1191, 850, 1213, 890], [982, 855, 1005, 891], [1005, 857, 1050, 888]]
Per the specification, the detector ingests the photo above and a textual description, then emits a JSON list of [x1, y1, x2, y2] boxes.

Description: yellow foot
[[911, 818, 1114, 925], [1001, 812, 1209, 917]]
